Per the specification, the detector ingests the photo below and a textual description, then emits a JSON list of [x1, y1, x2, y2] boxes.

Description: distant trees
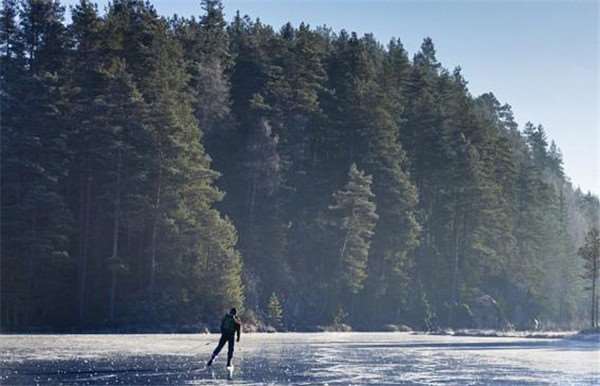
[[579, 228, 600, 328], [1, 0, 597, 331]]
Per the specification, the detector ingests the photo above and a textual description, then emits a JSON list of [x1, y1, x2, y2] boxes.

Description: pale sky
[[63, 0, 599, 195]]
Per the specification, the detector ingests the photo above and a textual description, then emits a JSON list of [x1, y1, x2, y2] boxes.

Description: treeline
[[1, 0, 598, 331]]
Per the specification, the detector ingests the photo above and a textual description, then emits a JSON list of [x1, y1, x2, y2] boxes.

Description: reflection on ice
[[1, 333, 598, 385]]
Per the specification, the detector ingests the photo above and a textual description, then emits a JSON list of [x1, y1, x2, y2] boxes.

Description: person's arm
[[220, 316, 226, 334], [235, 317, 241, 342]]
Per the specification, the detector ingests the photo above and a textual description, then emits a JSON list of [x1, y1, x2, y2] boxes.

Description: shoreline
[[0, 329, 594, 340]]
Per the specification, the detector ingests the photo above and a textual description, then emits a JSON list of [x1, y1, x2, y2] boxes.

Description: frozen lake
[[0, 332, 598, 385]]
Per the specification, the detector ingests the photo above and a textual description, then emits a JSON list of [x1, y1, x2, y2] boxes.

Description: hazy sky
[[62, 0, 599, 194]]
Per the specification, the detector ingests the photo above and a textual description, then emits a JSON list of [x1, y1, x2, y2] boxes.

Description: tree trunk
[[27, 211, 37, 327], [591, 275, 596, 329], [109, 270, 117, 323], [449, 192, 461, 327], [339, 218, 353, 265], [78, 173, 92, 324], [149, 156, 162, 297], [247, 170, 257, 236], [109, 151, 122, 323], [596, 244, 599, 329], [77, 173, 85, 322], [597, 239, 600, 328], [592, 264, 597, 329]]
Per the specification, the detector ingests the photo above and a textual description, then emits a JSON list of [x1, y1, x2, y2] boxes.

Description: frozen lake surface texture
[[1, 332, 598, 385]]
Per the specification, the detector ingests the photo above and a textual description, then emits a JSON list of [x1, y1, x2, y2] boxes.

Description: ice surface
[[0, 332, 598, 385]]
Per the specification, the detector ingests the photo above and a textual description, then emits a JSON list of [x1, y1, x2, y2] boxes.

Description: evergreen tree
[[0, 0, 20, 67], [1, 0, 73, 328], [267, 292, 284, 329], [579, 228, 600, 328], [66, 0, 106, 324], [328, 164, 378, 298]]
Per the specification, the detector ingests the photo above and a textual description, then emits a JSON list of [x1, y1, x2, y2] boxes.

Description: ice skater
[[206, 307, 242, 371]]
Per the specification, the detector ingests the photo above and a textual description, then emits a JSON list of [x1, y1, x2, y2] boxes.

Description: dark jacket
[[220, 313, 242, 339]]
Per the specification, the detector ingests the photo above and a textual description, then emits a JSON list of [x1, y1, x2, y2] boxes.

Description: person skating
[[206, 308, 241, 368]]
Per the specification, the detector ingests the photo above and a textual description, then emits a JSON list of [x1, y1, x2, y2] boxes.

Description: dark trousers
[[211, 334, 235, 366]]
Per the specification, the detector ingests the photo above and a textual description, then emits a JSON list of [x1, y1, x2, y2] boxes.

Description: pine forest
[[1, 0, 599, 332]]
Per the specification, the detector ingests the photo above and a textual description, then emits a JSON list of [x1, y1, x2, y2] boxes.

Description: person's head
[[230, 307, 237, 316]]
